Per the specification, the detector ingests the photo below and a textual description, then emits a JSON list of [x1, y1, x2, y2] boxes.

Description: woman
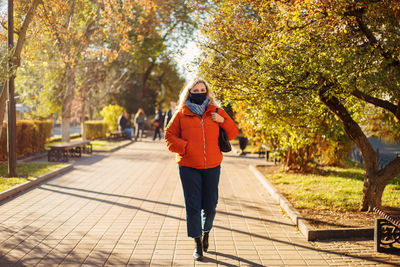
[[134, 108, 146, 140], [165, 78, 238, 261]]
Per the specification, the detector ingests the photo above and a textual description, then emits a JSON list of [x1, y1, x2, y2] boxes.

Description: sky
[[0, 1, 5, 14], [174, 40, 202, 82]]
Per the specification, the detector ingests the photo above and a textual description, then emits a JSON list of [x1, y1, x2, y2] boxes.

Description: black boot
[[193, 237, 203, 261], [203, 232, 209, 252]]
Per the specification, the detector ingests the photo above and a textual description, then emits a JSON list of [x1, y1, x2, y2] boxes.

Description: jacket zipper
[[201, 118, 207, 168], [184, 109, 209, 168]]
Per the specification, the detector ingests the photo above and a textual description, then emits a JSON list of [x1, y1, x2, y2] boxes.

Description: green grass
[[263, 165, 400, 211], [0, 163, 65, 192], [49, 133, 81, 143], [90, 139, 126, 151]]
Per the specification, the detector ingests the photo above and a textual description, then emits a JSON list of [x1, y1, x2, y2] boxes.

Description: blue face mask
[[189, 92, 208, 105]]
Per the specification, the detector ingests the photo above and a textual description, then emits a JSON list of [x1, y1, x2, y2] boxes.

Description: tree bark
[[140, 63, 155, 98], [61, 64, 75, 142], [80, 86, 87, 141], [0, 0, 40, 139], [361, 176, 385, 210], [88, 90, 93, 120], [0, 83, 8, 130]]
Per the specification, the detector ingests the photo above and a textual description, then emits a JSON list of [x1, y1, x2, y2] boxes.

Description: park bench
[[373, 206, 400, 253], [48, 140, 92, 162], [108, 131, 126, 141]]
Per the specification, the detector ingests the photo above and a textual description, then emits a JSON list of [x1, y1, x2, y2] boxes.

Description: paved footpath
[[0, 139, 399, 266]]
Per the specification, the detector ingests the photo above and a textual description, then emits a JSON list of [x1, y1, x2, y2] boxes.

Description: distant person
[[165, 78, 238, 261], [153, 108, 164, 141], [118, 112, 133, 140], [134, 108, 146, 140], [164, 101, 177, 128]]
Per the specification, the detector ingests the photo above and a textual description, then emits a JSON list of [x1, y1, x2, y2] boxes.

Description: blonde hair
[[135, 108, 144, 118], [177, 78, 219, 109]]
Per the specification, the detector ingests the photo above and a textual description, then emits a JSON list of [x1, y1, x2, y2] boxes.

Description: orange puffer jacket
[[165, 104, 238, 169]]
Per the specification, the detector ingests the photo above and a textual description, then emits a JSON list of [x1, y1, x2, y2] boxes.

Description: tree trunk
[[285, 146, 292, 169], [61, 64, 75, 142], [61, 118, 70, 142], [140, 63, 155, 98], [80, 88, 86, 141], [363, 156, 400, 210], [358, 142, 381, 211], [0, 83, 8, 135], [0, 0, 40, 139], [88, 90, 93, 120], [361, 173, 385, 211]]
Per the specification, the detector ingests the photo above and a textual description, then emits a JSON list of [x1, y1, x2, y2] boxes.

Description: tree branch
[[65, 0, 76, 30], [40, 3, 65, 51], [14, 0, 41, 66], [319, 86, 378, 172], [351, 89, 399, 120], [376, 156, 400, 183], [286, 19, 315, 31], [161, 20, 180, 41], [345, 7, 400, 67]]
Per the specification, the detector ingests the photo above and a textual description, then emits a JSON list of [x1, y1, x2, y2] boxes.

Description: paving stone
[[0, 138, 398, 266]]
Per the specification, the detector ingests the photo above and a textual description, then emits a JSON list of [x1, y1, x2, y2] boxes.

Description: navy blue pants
[[179, 165, 221, 238], [122, 128, 133, 139]]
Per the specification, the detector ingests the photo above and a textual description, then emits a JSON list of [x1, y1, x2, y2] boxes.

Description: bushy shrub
[[100, 104, 125, 131], [32, 120, 53, 152], [85, 121, 108, 140], [0, 120, 53, 160]]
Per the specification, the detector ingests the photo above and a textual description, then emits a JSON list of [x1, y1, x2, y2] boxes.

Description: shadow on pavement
[[43, 183, 294, 227], [37, 184, 397, 265], [0, 225, 130, 266], [71, 154, 108, 166], [204, 250, 264, 266]]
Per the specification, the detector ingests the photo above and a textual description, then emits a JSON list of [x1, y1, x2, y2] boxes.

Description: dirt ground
[[258, 165, 377, 229]]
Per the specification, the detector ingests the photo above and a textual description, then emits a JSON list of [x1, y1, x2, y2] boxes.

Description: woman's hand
[[211, 112, 225, 123]]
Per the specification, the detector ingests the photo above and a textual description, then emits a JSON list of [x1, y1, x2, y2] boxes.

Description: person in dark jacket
[[118, 112, 133, 140], [153, 108, 164, 140]]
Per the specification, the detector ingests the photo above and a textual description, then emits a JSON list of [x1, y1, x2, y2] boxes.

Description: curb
[[17, 152, 48, 163], [231, 145, 240, 155], [249, 164, 374, 241], [0, 164, 73, 203], [95, 140, 134, 153]]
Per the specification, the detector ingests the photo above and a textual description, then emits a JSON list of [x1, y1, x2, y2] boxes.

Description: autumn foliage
[[199, 0, 400, 210]]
